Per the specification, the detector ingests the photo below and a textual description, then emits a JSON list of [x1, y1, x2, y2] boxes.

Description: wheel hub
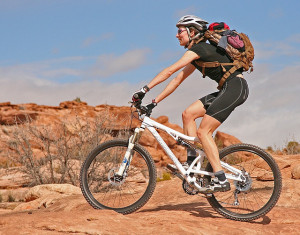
[[234, 173, 252, 192], [108, 168, 125, 186]]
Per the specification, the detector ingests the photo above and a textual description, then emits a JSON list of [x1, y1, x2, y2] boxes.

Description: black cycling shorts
[[199, 76, 249, 123]]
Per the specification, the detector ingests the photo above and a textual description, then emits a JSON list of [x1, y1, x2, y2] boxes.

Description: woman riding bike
[[132, 15, 249, 193]]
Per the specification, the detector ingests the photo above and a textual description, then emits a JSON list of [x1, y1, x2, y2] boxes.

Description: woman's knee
[[182, 109, 193, 122], [182, 102, 206, 123], [197, 115, 221, 140], [197, 128, 210, 140]]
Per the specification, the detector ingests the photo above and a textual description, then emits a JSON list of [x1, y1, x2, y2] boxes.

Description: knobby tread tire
[[80, 139, 157, 214], [205, 143, 282, 221]]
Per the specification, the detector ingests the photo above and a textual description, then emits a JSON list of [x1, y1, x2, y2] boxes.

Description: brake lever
[[129, 100, 151, 116]]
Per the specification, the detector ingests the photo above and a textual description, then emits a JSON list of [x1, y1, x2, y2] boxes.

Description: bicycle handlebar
[[131, 100, 152, 117]]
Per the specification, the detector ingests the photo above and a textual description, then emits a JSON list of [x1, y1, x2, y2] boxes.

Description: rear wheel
[[80, 139, 157, 214], [205, 144, 282, 221]]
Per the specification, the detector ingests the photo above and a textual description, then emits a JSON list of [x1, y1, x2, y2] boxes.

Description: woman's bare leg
[[182, 100, 206, 137], [197, 114, 222, 172]]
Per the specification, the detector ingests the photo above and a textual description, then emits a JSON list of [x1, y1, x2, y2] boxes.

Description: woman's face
[[176, 27, 189, 47]]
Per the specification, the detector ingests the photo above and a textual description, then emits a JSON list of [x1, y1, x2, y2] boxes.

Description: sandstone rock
[[59, 101, 88, 109], [0, 168, 29, 189], [24, 184, 81, 202], [139, 130, 157, 147], [0, 109, 38, 125], [1, 177, 300, 234], [0, 102, 11, 107], [291, 164, 300, 179], [13, 184, 81, 211], [215, 131, 242, 148], [156, 116, 169, 124]]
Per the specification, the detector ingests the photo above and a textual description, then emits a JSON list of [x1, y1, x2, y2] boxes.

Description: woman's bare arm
[[147, 51, 199, 89], [155, 63, 196, 103]]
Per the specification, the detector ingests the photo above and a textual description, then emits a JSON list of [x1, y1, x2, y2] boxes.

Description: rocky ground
[[0, 163, 299, 235], [0, 101, 300, 234], [0, 151, 299, 234]]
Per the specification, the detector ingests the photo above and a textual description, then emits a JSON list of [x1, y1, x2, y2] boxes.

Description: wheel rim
[[84, 144, 153, 210], [207, 145, 281, 219]]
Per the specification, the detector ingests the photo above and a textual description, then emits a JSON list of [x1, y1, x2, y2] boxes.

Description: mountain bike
[[80, 101, 282, 221]]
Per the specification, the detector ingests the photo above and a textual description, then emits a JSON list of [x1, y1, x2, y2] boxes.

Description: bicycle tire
[[80, 139, 157, 214], [205, 143, 282, 221]]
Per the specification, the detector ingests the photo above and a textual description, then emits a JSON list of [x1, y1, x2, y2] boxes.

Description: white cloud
[[0, 49, 151, 84], [268, 8, 285, 19], [254, 34, 300, 60], [0, 48, 151, 105], [82, 33, 114, 47], [0, 72, 131, 106], [86, 48, 151, 78], [174, 7, 198, 19], [41, 68, 81, 78], [288, 34, 300, 43]]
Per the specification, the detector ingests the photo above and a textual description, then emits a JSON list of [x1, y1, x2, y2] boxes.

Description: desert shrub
[[73, 97, 82, 103], [223, 153, 244, 165], [285, 141, 300, 155], [8, 193, 15, 202], [214, 138, 224, 150], [6, 109, 131, 186], [157, 171, 172, 182], [266, 146, 274, 153]]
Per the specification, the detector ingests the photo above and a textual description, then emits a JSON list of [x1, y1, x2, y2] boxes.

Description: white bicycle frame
[[118, 116, 246, 192]]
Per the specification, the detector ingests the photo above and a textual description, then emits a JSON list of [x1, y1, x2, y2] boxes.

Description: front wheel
[[205, 144, 282, 221], [80, 139, 157, 214]]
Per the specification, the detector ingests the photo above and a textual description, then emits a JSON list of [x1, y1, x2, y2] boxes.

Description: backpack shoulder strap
[[194, 60, 242, 90], [217, 63, 242, 89], [194, 61, 235, 78]]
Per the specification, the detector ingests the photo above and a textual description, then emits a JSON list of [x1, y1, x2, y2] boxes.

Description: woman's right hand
[[132, 86, 149, 102]]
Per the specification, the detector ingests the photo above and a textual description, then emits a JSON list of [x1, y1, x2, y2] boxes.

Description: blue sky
[[0, 0, 300, 148]]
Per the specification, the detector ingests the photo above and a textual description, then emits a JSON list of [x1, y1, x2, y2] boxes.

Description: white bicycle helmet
[[176, 15, 208, 48], [176, 15, 208, 32]]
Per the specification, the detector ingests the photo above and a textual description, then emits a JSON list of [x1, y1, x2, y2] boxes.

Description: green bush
[[157, 172, 172, 182]]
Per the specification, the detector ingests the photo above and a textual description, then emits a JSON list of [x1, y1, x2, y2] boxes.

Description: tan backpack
[[195, 22, 254, 89]]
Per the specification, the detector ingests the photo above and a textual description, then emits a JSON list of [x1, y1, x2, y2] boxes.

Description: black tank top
[[189, 42, 242, 83]]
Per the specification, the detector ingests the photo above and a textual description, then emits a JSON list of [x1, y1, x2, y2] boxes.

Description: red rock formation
[[215, 131, 242, 147], [0, 101, 186, 167]]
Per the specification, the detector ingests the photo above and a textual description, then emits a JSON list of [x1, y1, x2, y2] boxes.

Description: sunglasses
[[177, 28, 187, 35]]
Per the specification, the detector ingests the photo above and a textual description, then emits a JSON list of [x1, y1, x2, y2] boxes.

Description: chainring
[[182, 180, 198, 195]]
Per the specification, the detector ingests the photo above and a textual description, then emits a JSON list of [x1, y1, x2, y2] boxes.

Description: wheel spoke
[[206, 144, 282, 221], [80, 139, 156, 214]]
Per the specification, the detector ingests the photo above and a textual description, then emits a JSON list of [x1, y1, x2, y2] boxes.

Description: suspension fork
[[116, 127, 145, 176]]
